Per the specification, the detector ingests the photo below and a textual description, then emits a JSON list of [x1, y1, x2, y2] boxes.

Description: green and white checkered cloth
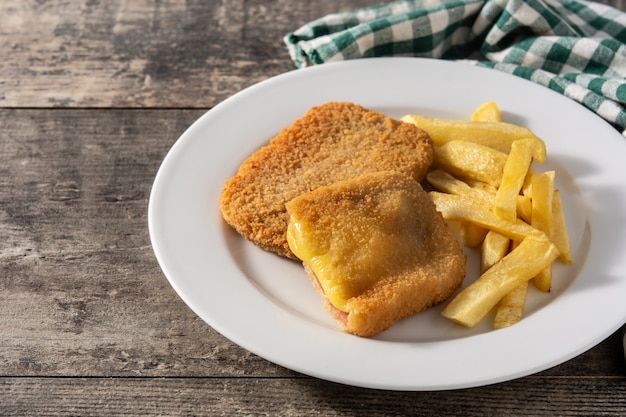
[[284, 0, 626, 135]]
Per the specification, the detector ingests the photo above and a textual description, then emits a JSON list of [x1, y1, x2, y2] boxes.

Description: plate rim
[[148, 57, 626, 391]]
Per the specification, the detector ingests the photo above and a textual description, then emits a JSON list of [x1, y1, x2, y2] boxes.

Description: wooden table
[[1, 1, 625, 415]]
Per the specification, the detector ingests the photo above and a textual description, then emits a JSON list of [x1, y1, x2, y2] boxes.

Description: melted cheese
[[286, 174, 423, 312]]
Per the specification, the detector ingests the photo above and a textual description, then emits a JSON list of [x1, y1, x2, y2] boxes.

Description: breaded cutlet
[[285, 172, 466, 337], [220, 102, 434, 259]]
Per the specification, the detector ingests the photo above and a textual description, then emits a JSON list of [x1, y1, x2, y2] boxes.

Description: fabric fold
[[284, 0, 626, 134]]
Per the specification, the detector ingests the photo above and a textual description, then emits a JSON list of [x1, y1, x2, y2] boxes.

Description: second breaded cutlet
[[285, 172, 467, 337], [220, 102, 434, 259]]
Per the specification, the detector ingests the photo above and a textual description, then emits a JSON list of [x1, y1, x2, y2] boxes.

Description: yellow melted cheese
[[286, 179, 420, 312]]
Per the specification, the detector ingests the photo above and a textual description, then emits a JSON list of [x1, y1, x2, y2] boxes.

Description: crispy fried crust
[[286, 172, 466, 337], [220, 102, 434, 259]]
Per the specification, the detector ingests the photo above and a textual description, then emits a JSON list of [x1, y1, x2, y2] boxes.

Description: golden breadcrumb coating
[[285, 172, 466, 337], [220, 102, 434, 259]]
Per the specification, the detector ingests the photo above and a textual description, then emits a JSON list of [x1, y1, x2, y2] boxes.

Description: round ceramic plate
[[148, 58, 626, 391]]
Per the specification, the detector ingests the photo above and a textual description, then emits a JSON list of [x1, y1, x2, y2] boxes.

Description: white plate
[[148, 58, 626, 391]]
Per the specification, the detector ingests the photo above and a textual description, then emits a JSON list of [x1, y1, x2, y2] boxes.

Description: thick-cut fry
[[481, 230, 510, 273], [531, 171, 555, 292], [471, 101, 502, 122], [429, 192, 545, 242], [522, 167, 534, 197], [426, 170, 493, 201], [493, 139, 534, 222], [552, 190, 572, 264], [441, 236, 560, 328], [493, 240, 525, 328], [459, 222, 489, 247], [516, 195, 532, 224], [534, 256, 552, 293], [401, 113, 545, 155], [426, 101, 571, 330], [428, 171, 491, 246], [493, 281, 528, 329], [465, 179, 498, 194], [435, 141, 507, 187], [428, 170, 532, 225]]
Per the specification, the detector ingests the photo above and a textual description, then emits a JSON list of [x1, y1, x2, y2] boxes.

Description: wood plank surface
[[2, 376, 626, 416], [0, 0, 381, 108], [1, 0, 626, 415], [0, 108, 288, 378]]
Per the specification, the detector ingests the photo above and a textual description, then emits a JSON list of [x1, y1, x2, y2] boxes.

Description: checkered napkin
[[284, 0, 626, 135]]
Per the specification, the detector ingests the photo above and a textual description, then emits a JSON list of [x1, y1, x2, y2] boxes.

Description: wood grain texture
[[0, 109, 297, 378], [2, 376, 626, 416], [0, 0, 381, 108]]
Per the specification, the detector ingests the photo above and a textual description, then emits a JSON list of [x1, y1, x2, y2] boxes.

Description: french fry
[[516, 195, 532, 224], [471, 101, 502, 122], [459, 222, 489, 247], [493, 240, 525, 329], [522, 166, 534, 197], [534, 258, 552, 293], [425, 101, 571, 329], [552, 190, 572, 264], [493, 139, 534, 222], [441, 236, 560, 328], [429, 191, 545, 242], [426, 170, 500, 247], [530, 171, 555, 292], [401, 113, 545, 155], [481, 230, 510, 273], [434, 141, 508, 187], [426, 170, 493, 201], [493, 281, 528, 329], [465, 179, 498, 194]]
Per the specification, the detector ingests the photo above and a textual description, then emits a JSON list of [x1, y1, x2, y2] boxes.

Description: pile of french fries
[[402, 102, 572, 329]]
